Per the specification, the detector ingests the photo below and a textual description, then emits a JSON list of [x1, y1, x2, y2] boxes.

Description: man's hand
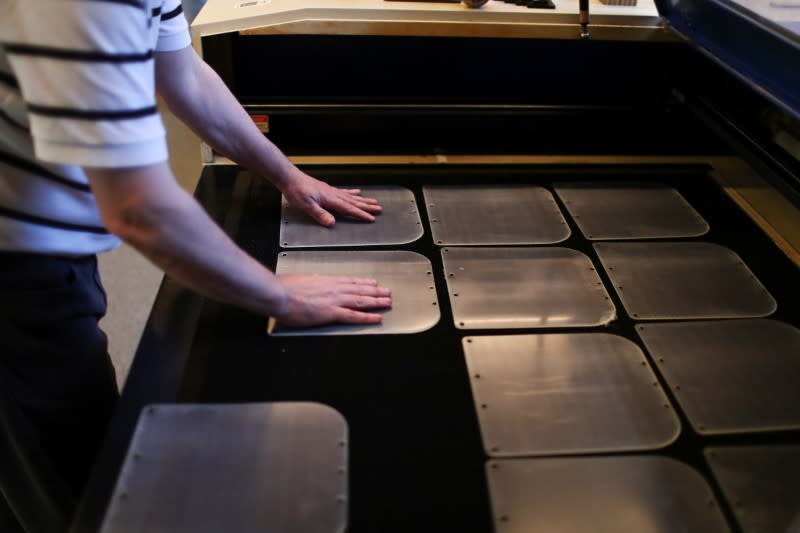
[[274, 275, 392, 327], [280, 169, 382, 227]]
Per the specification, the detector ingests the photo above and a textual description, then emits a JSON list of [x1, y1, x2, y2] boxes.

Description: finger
[[336, 188, 380, 204], [305, 202, 336, 227], [336, 277, 378, 286], [338, 295, 392, 309], [352, 201, 382, 214], [333, 308, 384, 324], [326, 198, 376, 222], [335, 290, 393, 308], [345, 194, 380, 206], [314, 276, 383, 289], [341, 282, 392, 297], [340, 192, 381, 207], [335, 191, 382, 211], [340, 279, 391, 297], [337, 284, 393, 298]]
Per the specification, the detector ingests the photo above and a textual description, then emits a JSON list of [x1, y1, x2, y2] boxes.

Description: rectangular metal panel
[[638, 319, 800, 434], [423, 185, 570, 245], [101, 403, 348, 533], [553, 182, 709, 240], [595, 242, 776, 320], [270, 250, 440, 336], [486, 456, 729, 533], [280, 185, 422, 247], [464, 334, 679, 456], [706, 445, 800, 533], [441, 247, 615, 329]]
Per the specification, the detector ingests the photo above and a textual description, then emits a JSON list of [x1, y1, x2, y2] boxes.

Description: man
[[0, 1, 391, 531]]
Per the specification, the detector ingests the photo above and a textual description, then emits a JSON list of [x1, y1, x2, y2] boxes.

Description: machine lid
[[654, 0, 800, 121]]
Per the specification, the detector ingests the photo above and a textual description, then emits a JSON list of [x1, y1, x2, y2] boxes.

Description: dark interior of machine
[[205, 34, 796, 175]]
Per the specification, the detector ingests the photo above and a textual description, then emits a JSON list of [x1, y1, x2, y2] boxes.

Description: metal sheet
[[270, 250, 440, 336], [441, 247, 615, 329], [100, 403, 348, 533], [595, 242, 776, 320], [486, 456, 730, 533], [279, 185, 422, 247], [464, 334, 680, 456], [638, 320, 800, 434], [423, 185, 570, 245], [553, 182, 709, 240], [705, 446, 800, 533]]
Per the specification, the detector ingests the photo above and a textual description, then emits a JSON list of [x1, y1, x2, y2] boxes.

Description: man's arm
[[154, 46, 379, 227], [86, 162, 391, 326]]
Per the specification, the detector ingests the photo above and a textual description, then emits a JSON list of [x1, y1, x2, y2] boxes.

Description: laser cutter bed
[[72, 2, 800, 532]]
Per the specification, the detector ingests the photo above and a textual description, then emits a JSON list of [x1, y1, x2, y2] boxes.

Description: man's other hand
[[274, 274, 392, 327], [281, 170, 382, 227]]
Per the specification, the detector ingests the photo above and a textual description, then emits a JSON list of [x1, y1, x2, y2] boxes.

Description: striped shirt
[[0, 0, 191, 256]]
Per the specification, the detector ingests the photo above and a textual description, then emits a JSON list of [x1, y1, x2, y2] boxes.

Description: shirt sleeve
[[157, 0, 193, 52], [0, 1, 168, 168]]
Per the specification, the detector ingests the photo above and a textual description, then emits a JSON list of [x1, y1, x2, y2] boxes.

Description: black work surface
[[74, 164, 800, 533]]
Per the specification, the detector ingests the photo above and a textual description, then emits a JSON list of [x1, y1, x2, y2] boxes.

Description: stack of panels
[[270, 179, 796, 532], [274, 186, 439, 336], [552, 183, 798, 533], [427, 185, 609, 330], [429, 182, 692, 470]]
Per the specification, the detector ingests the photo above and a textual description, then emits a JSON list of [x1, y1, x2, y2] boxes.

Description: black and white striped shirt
[[0, 0, 190, 255]]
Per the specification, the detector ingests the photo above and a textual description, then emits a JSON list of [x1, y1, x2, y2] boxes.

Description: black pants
[[0, 253, 119, 532]]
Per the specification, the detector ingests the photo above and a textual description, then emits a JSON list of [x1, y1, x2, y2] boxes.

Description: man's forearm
[[87, 164, 288, 317], [155, 47, 382, 227], [156, 48, 296, 188]]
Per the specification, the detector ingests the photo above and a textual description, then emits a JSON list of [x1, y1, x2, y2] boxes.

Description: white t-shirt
[[0, 0, 191, 256]]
